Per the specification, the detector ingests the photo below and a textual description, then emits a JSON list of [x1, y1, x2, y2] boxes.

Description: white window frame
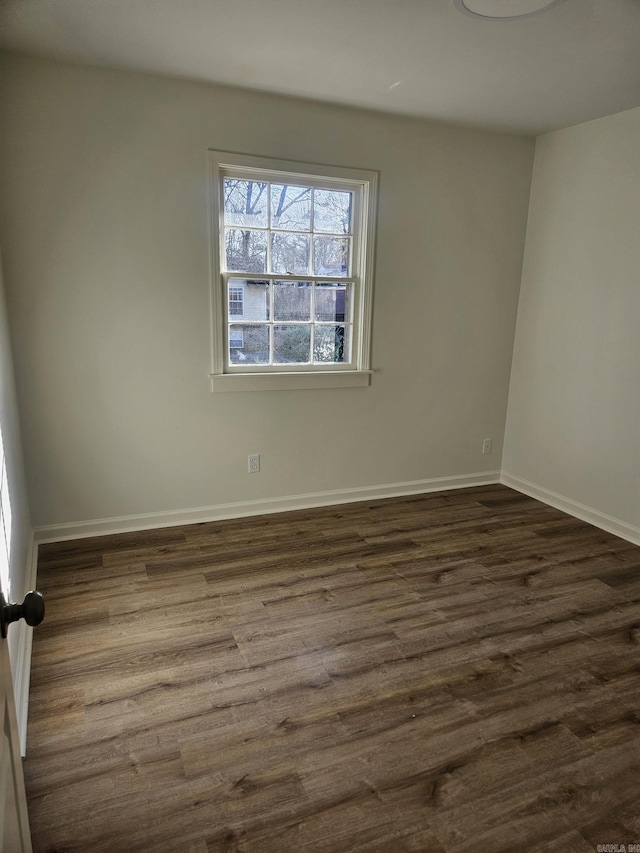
[[208, 151, 378, 392]]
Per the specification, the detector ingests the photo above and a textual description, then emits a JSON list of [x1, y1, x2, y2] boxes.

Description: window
[[229, 329, 244, 348], [209, 152, 378, 391], [228, 285, 244, 316]]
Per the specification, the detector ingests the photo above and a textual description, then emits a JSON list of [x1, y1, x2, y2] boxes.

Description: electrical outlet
[[482, 438, 493, 455], [248, 454, 260, 473]]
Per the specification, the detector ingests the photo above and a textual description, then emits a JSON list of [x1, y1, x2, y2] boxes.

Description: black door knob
[[1, 590, 45, 638]]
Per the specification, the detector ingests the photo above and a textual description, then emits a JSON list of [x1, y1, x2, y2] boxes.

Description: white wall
[[504, 106, 640, 541], [0, 52, 534, 533]]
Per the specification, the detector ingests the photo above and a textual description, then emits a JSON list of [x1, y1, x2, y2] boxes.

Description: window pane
[[273, 325, 311, 364], [271, 233, 310, 275], [314, 325, 351, 363], [314, 189, 352, 234], [223, 179, 268, 227], [228, 324, 270, 365], [271, 185, 311, 231], [228, 279, 270, 321], [274, 281, 311, 321], [225, 228, 267, 273], [313, 236, 350, 277], [315, 282, 351, 322]]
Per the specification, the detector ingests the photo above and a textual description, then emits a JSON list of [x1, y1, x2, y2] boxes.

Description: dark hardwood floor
[[24, 485, 640, 852]]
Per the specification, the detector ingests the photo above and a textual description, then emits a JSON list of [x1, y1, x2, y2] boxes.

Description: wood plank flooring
[[24, 485, 640, 852]]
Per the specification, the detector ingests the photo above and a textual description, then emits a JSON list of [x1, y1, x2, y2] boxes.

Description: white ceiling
[[1, 0, 640, 136]]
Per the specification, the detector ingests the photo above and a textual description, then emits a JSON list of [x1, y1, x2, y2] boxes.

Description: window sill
[[210, 371, 372, 392]]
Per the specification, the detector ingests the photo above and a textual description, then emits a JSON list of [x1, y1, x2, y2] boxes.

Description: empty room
[[0, 0, 639, 850]]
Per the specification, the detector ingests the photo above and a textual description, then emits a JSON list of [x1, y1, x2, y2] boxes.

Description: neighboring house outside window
[[209, 151, 378, 391]]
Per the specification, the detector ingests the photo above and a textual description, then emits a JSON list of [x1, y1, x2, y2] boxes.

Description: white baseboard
[[501, 471, 640, 547], [34, 470, 502, 544], [13, 529, 38, 756]]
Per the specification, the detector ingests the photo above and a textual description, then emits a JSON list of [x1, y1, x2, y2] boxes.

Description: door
[[0, 630, 32, 852]]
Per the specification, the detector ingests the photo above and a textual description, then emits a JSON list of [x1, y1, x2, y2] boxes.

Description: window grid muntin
[[222, 175, 357, 369], [224, 275, 354, 368], [223, 179, 354, 280]]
